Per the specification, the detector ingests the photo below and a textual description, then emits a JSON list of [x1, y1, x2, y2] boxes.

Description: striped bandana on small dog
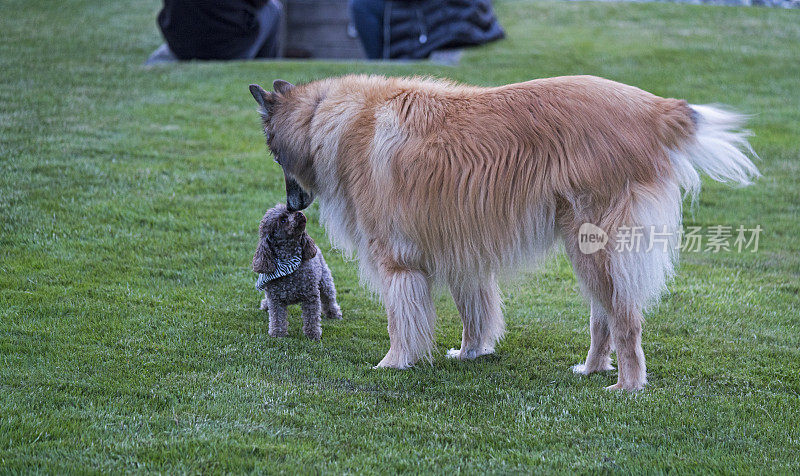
[[255, 254, 302, 291]]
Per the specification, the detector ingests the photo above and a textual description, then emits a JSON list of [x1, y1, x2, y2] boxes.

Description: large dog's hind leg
[[567, 244, 647, 391], [562, 185, 681, 391], [572, 298, 614, 375], [605, 306, 646, 391], [562, 217, 618, 378], [603, 186, 680, 391], [375, 268, 436, 369], [447, 277, 505, 360]]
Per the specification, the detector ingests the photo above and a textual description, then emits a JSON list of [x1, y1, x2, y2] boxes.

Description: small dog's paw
[[268, 329, 288, 338], [325, 309, 342, 320], [259, 298, 269, 311]]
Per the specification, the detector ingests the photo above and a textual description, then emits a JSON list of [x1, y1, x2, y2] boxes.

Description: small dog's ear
[[249, 84, 275, 116], [252, 238, 277, 275], [273, 79, 295, 96], [300, 232, 317, 261]]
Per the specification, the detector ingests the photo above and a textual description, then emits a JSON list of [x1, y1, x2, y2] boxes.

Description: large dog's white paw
[[572, 361, 615, 375], [605, 380, 646, 392], [373, 352, 413, 369], [446, 347, 495, 360]]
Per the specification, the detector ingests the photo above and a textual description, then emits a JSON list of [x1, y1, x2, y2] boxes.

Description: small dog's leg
[[447, 277, 504, 360], [319, 271, 342, 320], [301, 293, 322, 340], [375, 267, 436, 369], [572, 298, 615, 375], [260, 292, 270, 311], [267, 300, 289, 337]]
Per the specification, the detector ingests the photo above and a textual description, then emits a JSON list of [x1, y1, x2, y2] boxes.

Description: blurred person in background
[[349, 0, 504, 60], [147, 0, 284, 64]]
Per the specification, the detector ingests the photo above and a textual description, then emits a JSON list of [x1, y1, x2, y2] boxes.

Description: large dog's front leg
[[375, 268, 436, 369], [447, 277, 505, 360]]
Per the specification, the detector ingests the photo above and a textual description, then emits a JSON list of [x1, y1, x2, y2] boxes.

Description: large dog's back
[[397, 75, 695, 196]]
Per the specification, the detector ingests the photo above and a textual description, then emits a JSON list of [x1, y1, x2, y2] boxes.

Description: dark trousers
[[250, 0, 283, 58], [350, 0, 384, 59]]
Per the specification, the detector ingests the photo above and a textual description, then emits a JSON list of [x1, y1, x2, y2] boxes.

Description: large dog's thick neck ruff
[[255, 254, 302, 290]]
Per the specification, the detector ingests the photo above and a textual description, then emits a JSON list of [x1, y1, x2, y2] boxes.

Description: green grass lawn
[[1, 0, 799, 472]]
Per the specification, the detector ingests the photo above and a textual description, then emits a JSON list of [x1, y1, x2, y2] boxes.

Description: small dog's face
[[264, 206, 307, 242], [252, 204, 316, 274]]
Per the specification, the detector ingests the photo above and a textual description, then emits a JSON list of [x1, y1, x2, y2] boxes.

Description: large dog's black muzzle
[[284, 171, 314, 212]]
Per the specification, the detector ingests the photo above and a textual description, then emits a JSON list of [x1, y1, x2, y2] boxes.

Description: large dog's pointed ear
[[249, 84, 276, 117], [300, 232, 317, 261], [273, 79, 295, 96]]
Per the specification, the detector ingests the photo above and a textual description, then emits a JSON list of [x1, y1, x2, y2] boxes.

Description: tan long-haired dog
[[248, 75, 758, 391]]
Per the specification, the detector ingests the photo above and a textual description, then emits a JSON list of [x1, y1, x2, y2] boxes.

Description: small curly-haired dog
[[252, 204, 342, 340]]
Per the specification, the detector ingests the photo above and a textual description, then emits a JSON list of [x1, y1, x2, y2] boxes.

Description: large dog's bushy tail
[[669, 104, 760, 201]]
